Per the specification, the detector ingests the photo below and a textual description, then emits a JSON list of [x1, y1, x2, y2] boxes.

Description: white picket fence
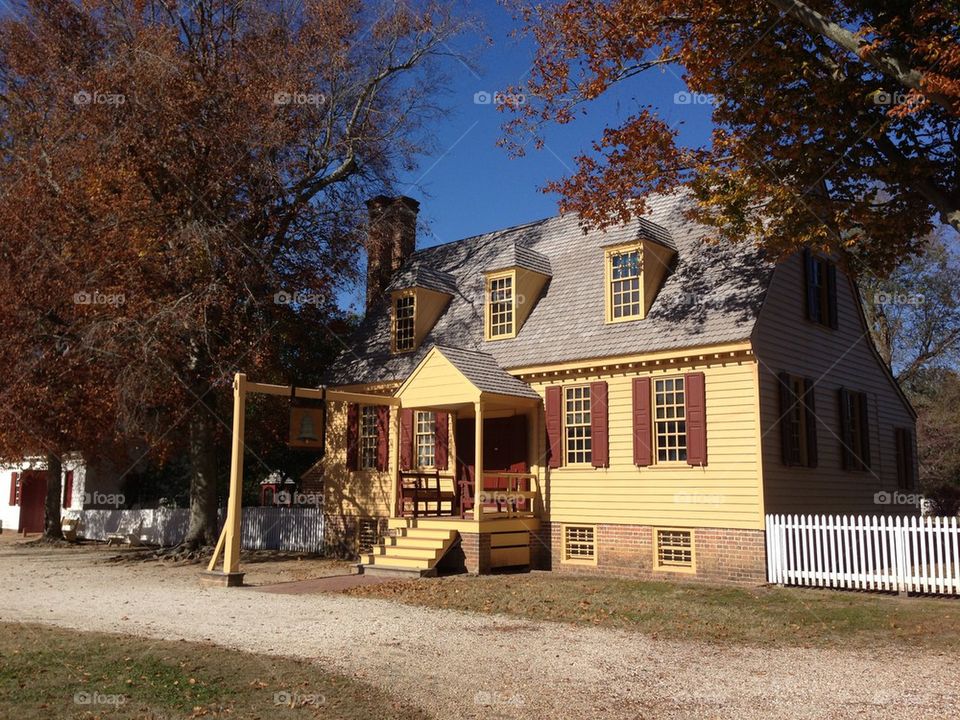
[[766, 514, 960, 595], [75, 507, 324, 553]]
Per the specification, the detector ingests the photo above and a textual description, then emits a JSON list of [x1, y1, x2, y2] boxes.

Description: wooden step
[[363, 554, 431, 570], [399, 528, 456, 541], [381, 546, 443, 560], [385, 537, 451, 550]]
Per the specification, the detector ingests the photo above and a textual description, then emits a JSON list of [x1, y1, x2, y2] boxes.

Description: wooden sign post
[[203, 373, 399, 586]]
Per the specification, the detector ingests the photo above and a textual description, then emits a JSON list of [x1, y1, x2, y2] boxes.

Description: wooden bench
[[398, 470, 457, 518]]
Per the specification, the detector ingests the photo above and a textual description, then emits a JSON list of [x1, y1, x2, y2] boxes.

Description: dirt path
[[1, 543, 958, 719]]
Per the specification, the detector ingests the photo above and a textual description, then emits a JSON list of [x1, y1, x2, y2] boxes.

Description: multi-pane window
[[654, 377, 687, 462], [415, 411, 436, 468], [656, 529, 694, 570], [359, 406, 378, 470], [394, 294, 415, 352], [564, 386, 592, 464], [563, 525, 596, 563], [610, 248, 642, 320], [488, 274, 514, 338]]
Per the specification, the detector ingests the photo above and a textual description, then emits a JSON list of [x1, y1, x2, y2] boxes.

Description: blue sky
[[341, 2, 717, 311]]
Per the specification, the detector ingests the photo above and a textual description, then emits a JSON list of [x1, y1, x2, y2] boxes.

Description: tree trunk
[[43, 452, 63, 540], [182, 410, 219, 550]]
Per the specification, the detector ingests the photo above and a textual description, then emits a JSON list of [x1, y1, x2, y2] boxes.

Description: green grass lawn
[[0, 622, 428, 720], [347, 572, 960, 650]]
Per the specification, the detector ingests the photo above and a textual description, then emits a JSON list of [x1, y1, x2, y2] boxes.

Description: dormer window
[[486, 272, 515, 339], [610, 248, 642, 320], [603, 239, 675, 323], [393, 293, 416, 352], [605, 243, 644, 322], [482, 245, 550, 341]]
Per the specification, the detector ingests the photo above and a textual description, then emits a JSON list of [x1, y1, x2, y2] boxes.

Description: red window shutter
[[9, 472, 19, 506], [375, 406, 390, 472], [590, 381, 609, 468], [684, 372, 707, 466], [826, 263, 839, 329], [778, 372, 795, 466], [858, 392, 871, 469], [838, 388, 853, 470], [62, 470, 74, 509], [803, 248, 817, 321], [545, 386, 563, 469], [399, 408, 414, 471], [803, 378, 818, 468], [434, 411, 449, 470], [895, 428, 910, 489], [346, 403, 360, 471], [632, 377, 652, 467], [904, 429, 916, 489]]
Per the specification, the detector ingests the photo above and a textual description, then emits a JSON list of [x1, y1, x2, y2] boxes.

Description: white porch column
[[473, 399, 484, 519]]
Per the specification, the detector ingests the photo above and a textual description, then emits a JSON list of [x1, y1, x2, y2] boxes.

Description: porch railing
[[396, 470, 457, 518], [473, 472, 540, 519]]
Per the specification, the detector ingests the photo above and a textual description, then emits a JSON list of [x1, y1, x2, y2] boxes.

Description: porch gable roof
[[395, 345, 541, 406]]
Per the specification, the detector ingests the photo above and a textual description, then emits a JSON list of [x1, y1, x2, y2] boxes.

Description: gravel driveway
[[1, 543, 958, 719]]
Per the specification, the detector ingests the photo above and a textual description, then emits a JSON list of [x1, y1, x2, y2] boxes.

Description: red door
[[455, 415, 529, 512], [18, 471, 46, 534]]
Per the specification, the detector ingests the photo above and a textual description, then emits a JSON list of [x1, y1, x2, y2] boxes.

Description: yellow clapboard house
[[318, 193, 917, 583]]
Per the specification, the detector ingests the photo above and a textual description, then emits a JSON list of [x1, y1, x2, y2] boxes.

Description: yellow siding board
[[322, 400, 394, 519], [530, 358, 764, 530], [398, 349, 480, 407]]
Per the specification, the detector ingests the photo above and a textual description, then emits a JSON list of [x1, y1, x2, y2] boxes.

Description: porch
[[361, 345, 545, 575]]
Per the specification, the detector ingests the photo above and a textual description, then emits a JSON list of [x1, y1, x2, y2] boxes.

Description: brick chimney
[[365, 195, 419, 312]]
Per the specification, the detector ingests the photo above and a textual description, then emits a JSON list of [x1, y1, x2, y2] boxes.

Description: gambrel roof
[[329, 191, 773, 386]]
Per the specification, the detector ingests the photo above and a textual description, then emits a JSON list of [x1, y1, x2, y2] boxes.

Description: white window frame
[[485, 270, 516, 340], [414, 410, 436, 469], [393, 292, 416, 353], [604, 243, 643, 323], [563, 385, 592, 466], [653, 376, 687, 463], [359, 405, 379, 471]]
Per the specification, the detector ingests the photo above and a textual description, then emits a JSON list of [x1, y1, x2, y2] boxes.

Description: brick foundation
[[533, 522, 767, 585], [456, 531, 491, 574], [323, 515, 387, 559]]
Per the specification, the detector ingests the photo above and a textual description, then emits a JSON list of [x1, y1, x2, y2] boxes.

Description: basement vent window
[[563, 525, 596, 564], [358, 519, 380, 554], [655, 529, 694, 572]]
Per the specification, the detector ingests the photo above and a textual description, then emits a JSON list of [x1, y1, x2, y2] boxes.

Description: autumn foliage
[[0, 0, 457, 542], [505, 0, 959, 274]]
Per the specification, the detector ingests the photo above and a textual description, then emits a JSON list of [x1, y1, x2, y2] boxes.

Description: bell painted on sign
[[297, 412, 319, 442]]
